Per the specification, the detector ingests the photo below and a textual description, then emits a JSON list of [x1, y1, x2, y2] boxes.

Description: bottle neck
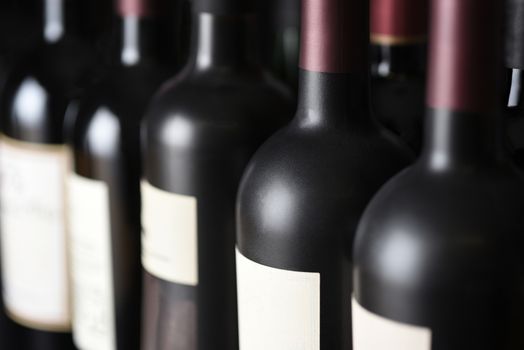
[[116, 15, 161, 67], [42, 0, 110, 45], [370, 43, 426, 77], [296, 70, 370, 128], [295, 0, 370, 128], [422, 0, 502, 170], [43, 0, 66, 43], [420, 109, 501, 170], [188, 11, 259, 72]]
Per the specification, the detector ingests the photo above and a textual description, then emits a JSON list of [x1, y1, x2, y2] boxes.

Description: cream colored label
[[236, 248, 320, 350], [69, 174, 116, 350], [0, 136, 70, 330], [352, 297, 432, 350], [141, 181, 198, 286]]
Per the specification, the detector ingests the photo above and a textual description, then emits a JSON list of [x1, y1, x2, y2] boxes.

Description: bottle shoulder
[[239, 123, 413, 195], [354, 163, 524, 288], [142, 70, 294, 152], [145, 67, 293, 120], [236, 123, 413, 268]]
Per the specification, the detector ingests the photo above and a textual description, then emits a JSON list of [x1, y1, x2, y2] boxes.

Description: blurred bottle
[[0, 0, 112, 349], [68, 0, 180, 349]]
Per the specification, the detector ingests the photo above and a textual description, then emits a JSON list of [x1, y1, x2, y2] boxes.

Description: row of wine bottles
[[1, 0, 523, 349]]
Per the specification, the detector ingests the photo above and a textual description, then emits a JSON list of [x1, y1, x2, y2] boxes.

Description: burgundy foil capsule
[[117, 0, 155, 17], [299, 0, 368, 73], [371, 0, 428, 44], [426, 0, 501, 114]]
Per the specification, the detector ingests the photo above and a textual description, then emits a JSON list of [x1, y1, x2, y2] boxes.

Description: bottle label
[[236, 249, 320, 350], [370, 0, 428, 45], [69, 174, 116, 350], [141, 181, 198, 286], [352, 297, 432, 349], [0, 135, 71, 331]]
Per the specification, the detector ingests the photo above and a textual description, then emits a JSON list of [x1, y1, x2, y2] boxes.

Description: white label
[[69, 174, 116, 350], [141, 181, 198, 286], [352, 297, 432, 350], [0, 136, 70, 330], [236, 248, 320, 350]]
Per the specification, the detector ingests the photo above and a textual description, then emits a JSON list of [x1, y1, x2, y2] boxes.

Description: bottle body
[[0, 0, 105, 348], [68, 0, 179, 346], [353, 123, 524, 349], [70, 66, 170, 350]]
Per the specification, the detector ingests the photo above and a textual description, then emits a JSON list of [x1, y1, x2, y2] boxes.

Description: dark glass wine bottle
[[353, 0, 524, 348], [68, 1, 178, 350], [0, 0, 111, 349], [370, 0, 428, 152], [235, 0, 412, 349], [504, 0, 524, 167], [257, 0, 300, 91], [140, 0, 294, 349]]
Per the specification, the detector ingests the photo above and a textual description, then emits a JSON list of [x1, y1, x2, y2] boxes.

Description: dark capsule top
[[426, 0, 501, 114], [371, 0, 428, 44], [299, 0, 368, 73]]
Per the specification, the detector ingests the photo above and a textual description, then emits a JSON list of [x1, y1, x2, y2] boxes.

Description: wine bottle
[[140, 0, 294, 349], [257, 0, 300, 91], [68, 1, 177, 350], [370, 0, 428, 152], [504, 0, 524, 167], [353, 0, 524, 348], [235, 0, 413, 349], [0, 0, 111, 349]]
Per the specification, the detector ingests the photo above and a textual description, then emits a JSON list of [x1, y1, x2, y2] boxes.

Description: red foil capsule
[[371, 0, 428, 45], [426, 0, 501, 114], [117, 0, 155, 17], [300, 0, 368, 73]]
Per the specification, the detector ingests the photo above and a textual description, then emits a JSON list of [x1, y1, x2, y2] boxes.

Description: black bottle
[[235, 0, 412, 349], [353, 0, 524, 348], [140, 0, 294, 349], [370, 0, 428, 152], [0, 0, 111, 349], [68, 1, 178, 349]]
